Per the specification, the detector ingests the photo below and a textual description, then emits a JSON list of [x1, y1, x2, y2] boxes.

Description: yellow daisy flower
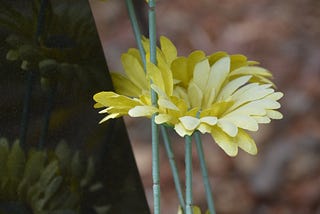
[[93, 36, 177, 122], [94, 36, 283, 156], [148, 52, 283, 156]]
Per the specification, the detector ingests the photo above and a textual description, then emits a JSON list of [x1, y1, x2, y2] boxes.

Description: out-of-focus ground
[[89, 0, 320, 213]]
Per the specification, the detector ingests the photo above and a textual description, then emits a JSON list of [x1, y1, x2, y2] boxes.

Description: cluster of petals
[[93, 36, 283, 156]]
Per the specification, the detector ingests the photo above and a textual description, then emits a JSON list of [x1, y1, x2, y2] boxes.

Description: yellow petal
[[188, 81, 203, 108], [155, 114, 172, 124], [230, 54, 249, 70], [265, 92, 284, 101], [230, 66, 272, 77], [111, 73, 142, 97], [187, 50, 206, 75], [222, 114, 258, 131], [226, 102, 266, 116], [211, 127, 238, 156], [94, 103, 104, 108], [156, 51, 174, 95], [253, 99, 281, 110], [192, 206, 201, 214], [147, 62, 165, 92], [174, 123, 194, 136], [200, 116, 218, 125], [151, 84, 167, 98], [198, 123, 212, 134], [217, 75, 252, 101], [206, 56, 230, 95], [173, 86, 190, 108], [93, 92, 141, 108], [127, 48, 141, 61], [203, 85, 216, 109], [192, 59, 210, 92], [179, 116, 200, 131], [266, 109, 283, 119], [99, 113, 119, 124], [236, 129, 258, 155], [128, 106, 158, 117], [158, 98, 179, 110], [121, 53, 148, 89], [172, 57, 189, 87], [252, 116, 271, 124], [232, 85, 274, 107], [208, 51, 228, 65], [160, 36, 177, 64], [217, 119, 238, 137]]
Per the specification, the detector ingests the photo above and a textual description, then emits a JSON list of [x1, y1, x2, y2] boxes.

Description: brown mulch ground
[[90, 0, 320, 213]]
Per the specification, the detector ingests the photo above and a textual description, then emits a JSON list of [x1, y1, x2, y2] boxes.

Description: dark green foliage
[[0, 138, 109, 214], [0, 0, 109, 93]]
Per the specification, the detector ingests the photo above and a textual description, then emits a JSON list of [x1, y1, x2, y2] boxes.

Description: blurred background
[[90, 0, 320, 213]]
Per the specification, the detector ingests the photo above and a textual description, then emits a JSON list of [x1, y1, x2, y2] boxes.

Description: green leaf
[[7, 140, 25, 181], [37, 176, 63, 210], [80, 157, 95, 187], [18, 150, 46, 199], [0, 138, 9, 179], [55, 141, 71, 174], [71, 151, 85, 179]]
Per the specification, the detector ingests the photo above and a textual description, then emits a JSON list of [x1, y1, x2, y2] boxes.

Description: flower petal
[[231, 66, 272, 77], [155, 114, 172, 124], [236, 129, 258, 155], [160, 36, 177, 64], [147, 62, 166, 93], [179, 116, 200, 131], [99, 113, 119, 124], [158, 98, 179, 110], [188, 81, 203, 108], [198, 123, 212, 134], [128, 106, 158, 117], [200, 116, 218, 125], [222, 114, 259, 131], [174, 123, 194, 136], [211, 127, 238, 156], [192, 59, 210, 92], [217, 75, 252, 101], [252, 116, 271, 124], [206, 56, 231, 95], [121, 53, 148, 89], [217, 119, 238, 137], [266, 109, 283, 119], [111, 73, 142, 97]]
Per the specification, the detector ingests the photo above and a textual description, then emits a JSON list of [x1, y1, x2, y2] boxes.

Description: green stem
[[124, 0, 146, 68], [160, 126, 185, 212], [194, 132, 216, 214], [148, 1, 160, 214], [185, 135, 193, 214], [19, 0, 48, 148], [39, 82, 57, 149], [19, 70, 34, 148]]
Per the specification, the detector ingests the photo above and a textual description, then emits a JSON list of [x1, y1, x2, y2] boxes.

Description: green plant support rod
[[185, 135, 193, 214], [124, 0, 146, 68], [161, 126, 185, 212], [19, 70, 34, 148], [38, 83, 57, 149], [148, 0, 161, 213], [194, 132, 216, 214], [19, 0, 48, 148], [125, 1, 186, 212]]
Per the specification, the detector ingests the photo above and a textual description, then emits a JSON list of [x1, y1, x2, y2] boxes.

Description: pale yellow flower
[[94, 36, 283, 156], [93, 36, 177, 123], [149, 53, 283, 156]]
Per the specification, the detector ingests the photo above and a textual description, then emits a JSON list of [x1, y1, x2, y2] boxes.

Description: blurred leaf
[[7, 140, 25, 182]]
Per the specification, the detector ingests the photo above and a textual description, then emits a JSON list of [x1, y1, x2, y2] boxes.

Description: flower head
[[93, 36, 283, 156]]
